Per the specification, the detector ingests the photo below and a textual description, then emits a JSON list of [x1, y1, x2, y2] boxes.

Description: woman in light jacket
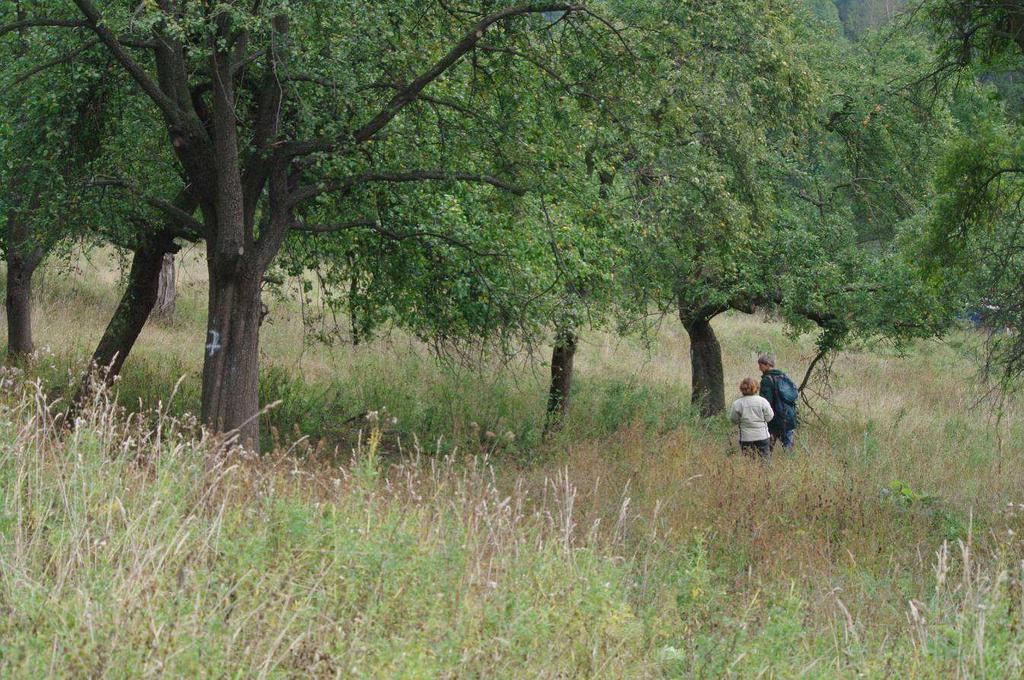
[[729, 378, 775, 459]]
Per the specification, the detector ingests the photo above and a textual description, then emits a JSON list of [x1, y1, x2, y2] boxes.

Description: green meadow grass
[[2, 253, 1024, 676]]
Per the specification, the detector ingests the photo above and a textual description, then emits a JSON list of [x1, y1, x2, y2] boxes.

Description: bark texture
[[5, 217, 44, 361], [682, 311, 726, 417], [200, 263, 266, 451], [544, 327, 578, 436], [154, 253, 176, 320], [76, 244, 168, 403]]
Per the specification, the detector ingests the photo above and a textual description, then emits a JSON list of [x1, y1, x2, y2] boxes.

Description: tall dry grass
[[0, 372, 1023, 676], [3, 250, 1024, 676]]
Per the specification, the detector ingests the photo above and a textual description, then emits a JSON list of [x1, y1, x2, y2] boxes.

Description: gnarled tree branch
[[86, 179, 204, 237], [290, 170, 525, 207], [0, 17, 86, 38], [291, 219, 501, 256], [71, 0, 184, 127], [280, 3, 585, 158]]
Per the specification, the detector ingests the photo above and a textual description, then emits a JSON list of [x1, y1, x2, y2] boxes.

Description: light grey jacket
[[729, 395, 774, 442]]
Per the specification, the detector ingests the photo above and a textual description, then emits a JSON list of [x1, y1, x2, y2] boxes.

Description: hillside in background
[[833, 0, 910, 36]]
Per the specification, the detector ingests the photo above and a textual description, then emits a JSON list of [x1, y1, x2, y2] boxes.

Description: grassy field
[[2, 252, 1024, 677]]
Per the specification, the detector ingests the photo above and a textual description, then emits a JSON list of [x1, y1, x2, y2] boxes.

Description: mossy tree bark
[[544, 325, 578, 436], [73, 238, 176, 409]]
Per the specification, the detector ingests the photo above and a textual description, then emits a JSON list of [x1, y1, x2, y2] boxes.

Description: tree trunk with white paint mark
[[200, 257, 265, 451]]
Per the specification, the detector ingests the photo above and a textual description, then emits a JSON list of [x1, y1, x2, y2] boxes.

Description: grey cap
[[757, 353, 776, 367]]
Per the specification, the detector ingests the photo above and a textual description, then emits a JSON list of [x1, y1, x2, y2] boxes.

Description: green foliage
[[923, 1, 1024, 379], [884, 479, 940, 507], [774, 5, 957, 348], [0, 27, 105, 259], [1, 0, 970, 418], [615, 0, 816, 323], [259, 3, 639, 353], [603, 0, 956, 367], [881, 481, 968, 542]]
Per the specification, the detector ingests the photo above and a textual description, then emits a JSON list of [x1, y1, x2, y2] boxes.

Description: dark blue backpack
[[770, 374, 799, 430]]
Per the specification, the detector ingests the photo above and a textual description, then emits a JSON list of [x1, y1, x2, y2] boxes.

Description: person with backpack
[[757, 353, 799, 451], [729, 378, 775, 459]]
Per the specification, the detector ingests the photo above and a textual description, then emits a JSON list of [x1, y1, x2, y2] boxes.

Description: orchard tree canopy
[[923, 0, 1024, 381], [1, 0, 635, 449], [608, 0, 954, 415], [0, 0, 999, 448]]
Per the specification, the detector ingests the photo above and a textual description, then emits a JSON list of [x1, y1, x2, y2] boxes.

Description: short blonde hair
[[740, 378, 759, 396]]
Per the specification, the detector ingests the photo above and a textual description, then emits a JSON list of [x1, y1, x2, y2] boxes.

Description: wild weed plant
[[0, 375, 1023, 677]]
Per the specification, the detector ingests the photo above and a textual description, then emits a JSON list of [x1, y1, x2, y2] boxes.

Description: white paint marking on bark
[[206, 330, 222, 357]]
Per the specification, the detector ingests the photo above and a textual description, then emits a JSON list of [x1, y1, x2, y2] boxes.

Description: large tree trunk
[[74, 244, 168, 404], [683, 314, 725, 417], [200, 263, 265, 451], [544, 326, 578, 436], [195, 29, 270, 453], [154, 253, 176, 321]]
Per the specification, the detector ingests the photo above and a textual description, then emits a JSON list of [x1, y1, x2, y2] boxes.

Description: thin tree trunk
[[683, 314, 725, 417], [4, 11, 42, 362], [154, 253, 176, 321], [74, 244, 167, 404], [544, 326, 578, 436], [5, 212, 45, 361], [200, 262, 265, 451]]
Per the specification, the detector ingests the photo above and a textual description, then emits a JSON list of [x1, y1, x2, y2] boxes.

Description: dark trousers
[[740, 438, 772, 459], [771, 429, 795, 451]]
